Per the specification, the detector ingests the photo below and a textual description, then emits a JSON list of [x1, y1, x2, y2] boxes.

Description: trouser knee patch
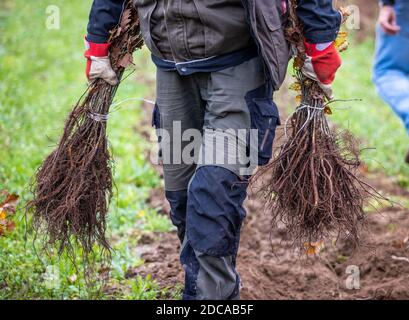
[[186, 166, 248, 257]]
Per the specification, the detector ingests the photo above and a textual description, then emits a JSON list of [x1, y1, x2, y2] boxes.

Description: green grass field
[[0, 0, 174, 299], [332, 39, 409, 188], [0, 0, 407, 299]]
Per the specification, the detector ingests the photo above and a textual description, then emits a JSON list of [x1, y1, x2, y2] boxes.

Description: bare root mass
[[254, 79, 381, 249], [27, 0, 143, 263], [253, 0, 384, 250]]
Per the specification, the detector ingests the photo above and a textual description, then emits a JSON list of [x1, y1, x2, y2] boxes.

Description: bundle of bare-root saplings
[[28, 0, 144, 265], [253, 1, 385, 252]]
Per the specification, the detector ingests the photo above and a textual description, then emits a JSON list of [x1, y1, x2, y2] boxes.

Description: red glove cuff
[[84, 37, 111, 58], [84, 37, 111, 80], [304, 41, 334, 57], [304, 41, 341, 85]]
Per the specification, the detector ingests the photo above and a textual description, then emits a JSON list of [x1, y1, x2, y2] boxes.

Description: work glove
[[302, 41, 342, 100], [84, 38, 119, 86]]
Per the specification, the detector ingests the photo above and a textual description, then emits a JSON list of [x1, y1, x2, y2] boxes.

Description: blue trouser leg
[[373, 1, 409, 135], [374, 71, 409, 135]]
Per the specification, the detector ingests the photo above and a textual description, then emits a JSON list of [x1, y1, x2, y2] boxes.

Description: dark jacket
[[87, 0, 341, 44], [381, 0, 395, 5], [87, 0, 341, 89], [135, 0, 254, 62]]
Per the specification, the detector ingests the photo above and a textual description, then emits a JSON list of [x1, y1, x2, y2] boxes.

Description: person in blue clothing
[[84, 0, 342, 300], [374, 0, 409, 163]]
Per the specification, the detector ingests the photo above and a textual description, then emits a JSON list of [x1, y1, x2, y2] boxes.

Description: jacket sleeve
[[87, 0, 126, 43], [296, 0, 342, 44], [380, 0, 395, 5]]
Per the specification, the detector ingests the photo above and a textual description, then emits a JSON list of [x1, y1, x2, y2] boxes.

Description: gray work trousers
[[152, 57, 280, 300]]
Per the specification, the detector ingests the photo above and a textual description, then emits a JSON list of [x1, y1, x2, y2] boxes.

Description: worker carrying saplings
[[84, 0, 342, 300]]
